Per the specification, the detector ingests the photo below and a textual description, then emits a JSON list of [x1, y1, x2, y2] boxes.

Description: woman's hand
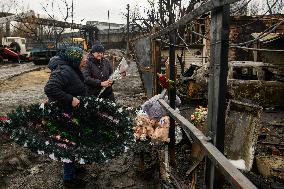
[[101, 80, 113, 87], [72, 97, 80, 107]]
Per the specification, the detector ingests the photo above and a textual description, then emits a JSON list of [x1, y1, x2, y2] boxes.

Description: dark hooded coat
[[44, 56, 86, 113], [82, 54, 114, 101]]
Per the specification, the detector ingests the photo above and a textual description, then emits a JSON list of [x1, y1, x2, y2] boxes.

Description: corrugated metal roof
[[251, 33, 284, 43]]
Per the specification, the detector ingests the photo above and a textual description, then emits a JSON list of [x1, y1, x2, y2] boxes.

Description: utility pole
[[126, 4, 130, 54], [108, 10, 110, 45], [5, 21, 10, 37], [71, 0, 74, 39], [168, 0, 176, 167]]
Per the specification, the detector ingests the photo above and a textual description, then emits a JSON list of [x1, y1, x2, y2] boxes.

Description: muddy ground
[[0, 62, 283, 189]]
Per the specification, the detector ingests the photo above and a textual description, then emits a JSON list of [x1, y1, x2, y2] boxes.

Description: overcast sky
[[21, 0, 149, 25], [7, 0, 268, 25]]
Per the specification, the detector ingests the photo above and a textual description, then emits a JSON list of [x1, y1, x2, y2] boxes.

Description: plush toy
[[133, 114, 154, 141], [149, 119, 158, 129], [152, 116, 170, 142]]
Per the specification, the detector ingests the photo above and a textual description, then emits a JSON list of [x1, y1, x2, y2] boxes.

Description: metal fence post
[[152, 39, 162, 95]]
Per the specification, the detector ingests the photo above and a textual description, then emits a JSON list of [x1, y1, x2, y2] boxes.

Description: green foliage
[[0, 97, 134, 163]]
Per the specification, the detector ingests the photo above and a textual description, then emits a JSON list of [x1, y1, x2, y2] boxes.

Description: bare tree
[[249, 0, 260, 16], [40, 0, 72, 47], [0, 0, 18, 39], [230, 0, 250, 16], [0, 0, 18, 13], [129, 0, 207, 34], [248, 0, 284, 15], [11, 0, 72, 48], [266, 0, 284, 14]]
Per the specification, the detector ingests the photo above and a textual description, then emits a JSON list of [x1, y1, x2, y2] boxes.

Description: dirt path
[[0, 67, 49, 116], [0, 60, 160, 189], [0, 63, 45, 81]]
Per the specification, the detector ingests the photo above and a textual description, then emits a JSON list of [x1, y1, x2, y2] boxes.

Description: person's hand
[[43, 98, 49, 104], [101, 80, 113, 87], [72, 97, 80, 107], [109, 80, 114, 85]]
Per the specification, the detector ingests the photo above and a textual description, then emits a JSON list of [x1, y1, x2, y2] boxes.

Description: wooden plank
[[206, 3, 230, 188], [150, 0, 241, 39], [158, 98, 257, 189], [168, 14, 176, 166]]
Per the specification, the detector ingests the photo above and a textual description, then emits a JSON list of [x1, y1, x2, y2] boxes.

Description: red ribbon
[[0, 117, 9, 121]]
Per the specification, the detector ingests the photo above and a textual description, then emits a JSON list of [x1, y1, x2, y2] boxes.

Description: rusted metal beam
[[0, 11, 34, 24], [150, 0, 241, 39], [33, 18, 83, 29], [158, 98, 257, 189], [0, 11, 83, 29]]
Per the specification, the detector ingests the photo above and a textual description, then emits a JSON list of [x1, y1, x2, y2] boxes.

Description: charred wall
[[205, 15, 284, 64]]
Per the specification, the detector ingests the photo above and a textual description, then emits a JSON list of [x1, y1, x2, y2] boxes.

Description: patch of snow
[[229, 159, 246, 170], [61, 158, 72, 163], [118, 107, 123, 113], [175, 126, 183, 144], [79, 158, 85, 164], [124, 146, 129, 152], [247, 145, 255, 171], [49, 153, 57, 161], [37, 150, 44, 155]]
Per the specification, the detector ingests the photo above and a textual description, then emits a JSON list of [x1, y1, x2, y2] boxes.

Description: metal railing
[[158, 90, 256, 189], [146, 0, 258, 188]]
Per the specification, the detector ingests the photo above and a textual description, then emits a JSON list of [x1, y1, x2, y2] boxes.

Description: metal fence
[[133, 0, 258, 188]]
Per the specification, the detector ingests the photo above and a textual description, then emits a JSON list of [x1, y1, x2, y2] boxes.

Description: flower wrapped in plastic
[[98, 57, 129, 97], [157, 73, 174, 90]]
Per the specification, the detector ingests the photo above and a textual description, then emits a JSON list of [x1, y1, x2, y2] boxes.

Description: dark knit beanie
[[59, 46, 83, 69], [91, 43, 105, 53]]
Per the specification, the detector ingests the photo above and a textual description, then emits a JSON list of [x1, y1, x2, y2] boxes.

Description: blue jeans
[[63, 162, 75, 181]]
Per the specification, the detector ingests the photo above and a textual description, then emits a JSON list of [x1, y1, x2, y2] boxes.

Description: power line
[[234, 0, 278, 28], [230, 0, 253, 15], [231, 45, 284, 52], [231, 18, 284, 46]]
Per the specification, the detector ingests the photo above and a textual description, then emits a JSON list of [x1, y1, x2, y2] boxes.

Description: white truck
[[0, 37, 31, 63], [1, 37, 28, 55], [0, 11, 34, 63]]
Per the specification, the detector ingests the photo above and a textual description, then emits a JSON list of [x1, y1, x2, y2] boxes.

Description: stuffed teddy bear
[[133, 114, 155, 141], [151, 116, 170, 142]]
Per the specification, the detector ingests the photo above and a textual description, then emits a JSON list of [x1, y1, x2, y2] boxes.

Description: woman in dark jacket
[[82, 43, 115, 101], [44, 46, 86, 187]]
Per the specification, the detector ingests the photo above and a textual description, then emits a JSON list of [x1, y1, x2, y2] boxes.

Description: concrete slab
[[224, 100, 262, 171], [256, 155, 284, 180]]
